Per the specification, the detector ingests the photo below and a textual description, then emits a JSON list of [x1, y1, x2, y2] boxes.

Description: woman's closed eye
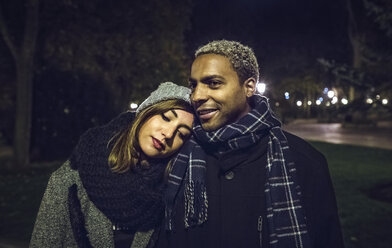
[[178, 131, 185, 140], [161, 113, 170, 122], [177, 129, 191, 140]]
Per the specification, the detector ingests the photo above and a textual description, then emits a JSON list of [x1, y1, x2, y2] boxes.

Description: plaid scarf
[[165, 95, 310, 247]]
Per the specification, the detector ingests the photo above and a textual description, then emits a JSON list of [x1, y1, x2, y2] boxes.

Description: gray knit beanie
[[136, 82, 191, 115]]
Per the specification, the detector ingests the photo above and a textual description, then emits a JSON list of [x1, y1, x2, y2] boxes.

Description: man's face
[[189, 54, 252, 131]]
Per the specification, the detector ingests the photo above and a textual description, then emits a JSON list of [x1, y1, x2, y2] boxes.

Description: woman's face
[[138, 109, 194, 159]]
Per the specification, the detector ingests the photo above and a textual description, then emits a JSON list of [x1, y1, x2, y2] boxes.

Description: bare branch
[[0, 2, 19, 62], [346, 0, 359, 42], [22, 0, 40, 59]]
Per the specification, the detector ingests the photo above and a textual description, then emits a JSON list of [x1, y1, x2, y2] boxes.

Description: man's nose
[[191, 84, 208, 103]]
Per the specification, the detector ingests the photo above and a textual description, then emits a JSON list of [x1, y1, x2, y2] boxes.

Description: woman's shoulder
[[97, 111, 135, 133], [69, 111, 135, 167], [49, 160, 80, 185], [82, 111, 135, 140], [41, 161, 82, 201]]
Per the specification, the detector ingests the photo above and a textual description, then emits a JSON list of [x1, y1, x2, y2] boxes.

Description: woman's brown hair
[[108, 99, 193, 173]]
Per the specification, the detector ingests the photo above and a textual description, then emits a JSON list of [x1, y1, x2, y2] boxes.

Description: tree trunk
[[0, 0, 39, 169], [13, 60, 34, 169], [346, 0, 363, 102]]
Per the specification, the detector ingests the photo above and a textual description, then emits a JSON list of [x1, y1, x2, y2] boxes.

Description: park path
[[283, 120, 392, 150]]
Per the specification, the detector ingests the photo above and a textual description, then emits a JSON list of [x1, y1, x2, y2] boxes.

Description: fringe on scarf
[[184, 180, 208, 227]]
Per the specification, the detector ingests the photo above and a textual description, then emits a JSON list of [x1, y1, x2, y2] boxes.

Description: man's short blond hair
[[195, 40, 259, 83]]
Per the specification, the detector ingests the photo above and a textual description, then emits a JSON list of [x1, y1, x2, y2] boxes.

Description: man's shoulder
[[283, 131, 331, 193], [283, 131, 327, 166]]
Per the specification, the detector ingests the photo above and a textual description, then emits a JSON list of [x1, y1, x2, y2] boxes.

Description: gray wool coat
[[29, 161, 155, 248]]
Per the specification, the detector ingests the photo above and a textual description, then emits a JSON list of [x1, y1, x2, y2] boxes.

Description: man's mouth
[[197, 109, 218, 121], [152, 137, 164, 150]]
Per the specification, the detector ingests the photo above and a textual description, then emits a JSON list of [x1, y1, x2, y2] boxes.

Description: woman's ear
[[243, 78, 256, 97]]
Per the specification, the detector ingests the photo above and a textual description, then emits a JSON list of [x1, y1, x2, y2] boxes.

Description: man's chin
[[200, 119, 221, 132], [197, 112, 226, 131]]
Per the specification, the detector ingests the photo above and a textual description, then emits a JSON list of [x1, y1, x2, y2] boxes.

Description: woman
[[30, 82, 194, 248]]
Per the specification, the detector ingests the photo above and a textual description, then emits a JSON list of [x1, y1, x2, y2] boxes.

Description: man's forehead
[[192, 54, 230, 65], [191, 54, 234, 78]]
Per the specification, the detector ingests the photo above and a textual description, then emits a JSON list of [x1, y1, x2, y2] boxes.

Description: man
[[158, 40, 344, 248]]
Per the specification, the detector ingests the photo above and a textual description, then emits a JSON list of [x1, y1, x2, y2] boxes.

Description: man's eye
[[188, 81, 196, 90], [161, 113, 170, 122], [209, 81, 221, 88]]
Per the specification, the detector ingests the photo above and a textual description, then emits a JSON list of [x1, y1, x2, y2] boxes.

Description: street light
[[284, 92, 290, 100], [382, 99, 388, 105], [256, 82, 266, 94], [296, 100, 302, 107], [327, 90, 335, 99], [341, 98, 348, 105], [366, 98, 373, 104], [130, 102, 138, 110]]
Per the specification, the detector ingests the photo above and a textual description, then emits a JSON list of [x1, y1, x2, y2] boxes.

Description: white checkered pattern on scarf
[[164, 95, 311, 248]]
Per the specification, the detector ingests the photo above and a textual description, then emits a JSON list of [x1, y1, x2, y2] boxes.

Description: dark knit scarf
[[165, 95, 311, 248], [69, 112, 166, 233]]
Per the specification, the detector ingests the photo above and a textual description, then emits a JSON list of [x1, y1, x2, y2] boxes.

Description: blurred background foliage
[[1, 0, 192, 161]]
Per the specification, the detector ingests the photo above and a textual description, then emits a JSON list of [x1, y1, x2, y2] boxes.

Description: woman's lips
[[197, 109, 218, 121], [152, 137, 164, 150]]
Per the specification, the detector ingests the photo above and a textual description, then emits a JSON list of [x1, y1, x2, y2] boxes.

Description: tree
[[39, 0, 192, 110], [0, 0, 193, 166], [0, 0, 39, 169], [364, 0, 392, 37], [319, 0, 391, 99], [345, 0, 366, 101], [33, 0, 192, 159]]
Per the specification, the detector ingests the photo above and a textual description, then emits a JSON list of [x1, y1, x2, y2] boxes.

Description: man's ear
[[243, 78, 256, 97]]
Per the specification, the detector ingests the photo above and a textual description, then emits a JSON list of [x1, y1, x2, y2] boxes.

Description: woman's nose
[[162, 125, 176, 139]]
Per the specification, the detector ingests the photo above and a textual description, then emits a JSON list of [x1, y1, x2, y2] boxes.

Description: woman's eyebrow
[[171, 109, 178, 118]]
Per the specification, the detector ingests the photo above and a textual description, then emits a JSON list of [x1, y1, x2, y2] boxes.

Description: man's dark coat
[[157, 132, 344, 248]]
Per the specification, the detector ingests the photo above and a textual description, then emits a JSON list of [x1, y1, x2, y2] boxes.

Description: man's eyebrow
[[202, 75, 225, 81], [171, 109, 178, 118], [189, 75, 225, 83]]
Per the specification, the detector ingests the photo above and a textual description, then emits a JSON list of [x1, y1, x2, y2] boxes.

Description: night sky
[[0, 0, 356, 86], [186, 0, 350, 83]]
